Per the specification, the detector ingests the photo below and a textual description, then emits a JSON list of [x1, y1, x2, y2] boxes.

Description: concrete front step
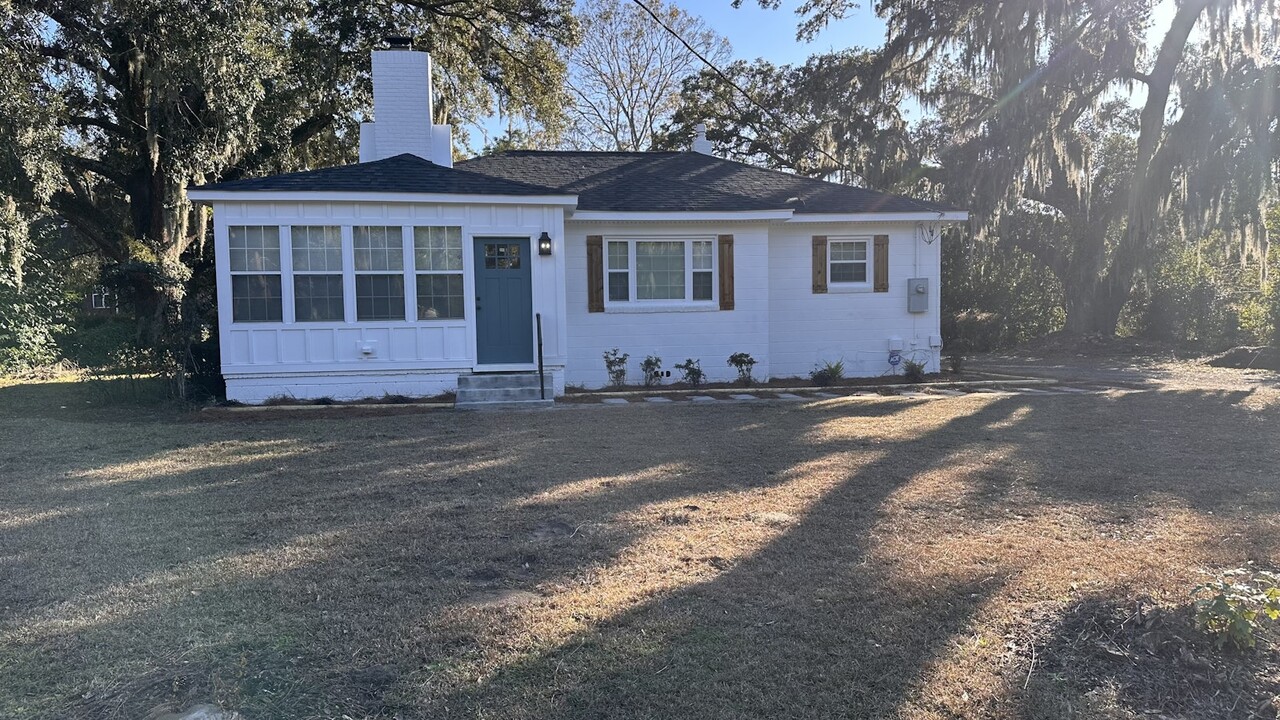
[[459, 399, 555, 411], [455, 373, 551, 409], [456, 386, 546, 403], [457, 373, 542, 390]]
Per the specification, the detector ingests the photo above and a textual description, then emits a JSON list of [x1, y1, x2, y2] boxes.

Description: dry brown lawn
[[2, 373, 1280, 719]]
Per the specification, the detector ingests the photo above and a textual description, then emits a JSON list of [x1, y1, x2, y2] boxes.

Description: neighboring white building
[[188, 44, 966, 405]]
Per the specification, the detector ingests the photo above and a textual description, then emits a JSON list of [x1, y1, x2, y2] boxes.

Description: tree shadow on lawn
[[2, 393, 937, 717], [420, 389, 1280, 719], [4, 389, 1277, 718]]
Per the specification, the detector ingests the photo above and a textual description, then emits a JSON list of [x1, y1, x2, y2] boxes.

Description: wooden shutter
[[717, 234, 735, 310], [812, 236, 828, 293], [587, 235, 604, 312], [873, 234, 889, 292]]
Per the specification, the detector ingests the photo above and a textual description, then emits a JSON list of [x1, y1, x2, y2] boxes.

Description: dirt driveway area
[[1, 367, 1278, 719]]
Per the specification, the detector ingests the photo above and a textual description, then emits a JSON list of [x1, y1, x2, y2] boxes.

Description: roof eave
[[567, 209, 795, 222], [785, 210, 969, 223], [186, 189, 580, 207]]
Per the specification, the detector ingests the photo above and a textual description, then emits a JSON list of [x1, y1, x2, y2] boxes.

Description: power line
[[625, 0, 854, 176]]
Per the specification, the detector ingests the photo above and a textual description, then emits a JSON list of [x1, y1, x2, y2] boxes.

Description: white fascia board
[[185, 190, 579, 208], [785, 211, 970, 223], [567, 209, 794, 222]]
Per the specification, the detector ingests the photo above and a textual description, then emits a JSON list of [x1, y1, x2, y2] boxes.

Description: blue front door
[[474, 237, 534, 365]]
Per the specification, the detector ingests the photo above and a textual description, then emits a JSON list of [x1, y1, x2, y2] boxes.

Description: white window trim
[[288, 225, 344, 323], [228, 224, 284, 323], [226, 222, 472, 326], [411, 225, 466, 321], [828, 236, 874, 293], [602, 235, 718, 310], [352, 225, 408, 322]]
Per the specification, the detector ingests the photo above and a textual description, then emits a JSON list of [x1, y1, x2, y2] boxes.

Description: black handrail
[[536, 312, 545, 400]]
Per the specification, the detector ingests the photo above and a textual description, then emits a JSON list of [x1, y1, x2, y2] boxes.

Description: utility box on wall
[[907, 277, 929, 313]]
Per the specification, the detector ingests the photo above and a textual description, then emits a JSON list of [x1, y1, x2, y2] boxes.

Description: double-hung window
[[291, 226, 344, 321], [228, 225, 283, 322], [354, 226, 405, 321], [413, 226, 464, 319], [606, 238, 716, 304], [829, 238, 871, 286]]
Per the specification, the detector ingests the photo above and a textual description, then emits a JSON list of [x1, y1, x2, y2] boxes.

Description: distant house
[[84, 287, 119, 315], [188, 42, 966, 406]]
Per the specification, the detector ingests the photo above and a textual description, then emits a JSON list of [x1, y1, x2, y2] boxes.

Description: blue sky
[[467, 1, 887, 151], [467, 0, 1176, 151], [694, 0, 884, 65]]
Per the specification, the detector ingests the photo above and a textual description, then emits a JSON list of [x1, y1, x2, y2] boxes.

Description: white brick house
[[188, 44, 966, 405]]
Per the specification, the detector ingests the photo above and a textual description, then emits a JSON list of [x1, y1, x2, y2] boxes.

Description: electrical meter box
[[907, 277, 929, 313]]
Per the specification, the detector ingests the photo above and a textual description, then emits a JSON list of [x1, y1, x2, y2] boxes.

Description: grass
[[2, 373, 1280, 718]]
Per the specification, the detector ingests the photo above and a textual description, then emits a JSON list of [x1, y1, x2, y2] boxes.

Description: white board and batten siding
[[769, 222, 943, 378], [212, 200, 568, 403]]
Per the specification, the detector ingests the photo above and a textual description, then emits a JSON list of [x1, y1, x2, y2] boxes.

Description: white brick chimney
[[358, 42, 453, 167]]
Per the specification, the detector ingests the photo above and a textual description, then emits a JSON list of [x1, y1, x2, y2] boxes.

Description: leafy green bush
[[602, 348, 629, 387], [674, 358, 705, 386], [941, 232, 1065, 351], [1193, 569, 1280, 650], [64, 316, 137, 369], [640, 354, 663, 387], [0, 253, 76, 375], [809, 359, 844, 386], [727, 352, 757, 386], [1125, 234, 1279, 351], [902, 358, 927, 383]]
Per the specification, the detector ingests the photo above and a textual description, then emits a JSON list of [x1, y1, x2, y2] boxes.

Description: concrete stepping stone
[[601, 398, 630, 405], [930, 389, 965, 396], [643, 396, 673, 403], [1014, 387, 1055, 394], [896, 391, 929, 398], [689, 395, 717, 403], [729, 394, 758, 400], [812, 391, 840, 398], [775, 392, 805, 400], [1054, 386, 1090, 393]]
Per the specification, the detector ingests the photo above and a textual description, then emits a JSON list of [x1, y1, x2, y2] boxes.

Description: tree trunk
[[1063, 278, 1127, 336]]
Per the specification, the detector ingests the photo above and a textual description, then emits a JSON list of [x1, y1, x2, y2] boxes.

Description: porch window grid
[[290, 225, 345, 322], [353, 225, 406, 321], [228, 225, 283, 323], [413, 226, 465, 320]]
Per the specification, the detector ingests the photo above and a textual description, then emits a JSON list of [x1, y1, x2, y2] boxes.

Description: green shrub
[[902, 358, 927, 383], [1193, 569, 1280, 650], [1126, 234, 1279, 351], [810, 359, 845, 386], [674, 358, 705, 386], [727, 352, 757, 386], [947, 353, 966, 374], [64, 316, 137, 369], [602, 348, 629, 387], [640, 354, 663, 387], [0, 255, 76, 375], [941, 228, 1065, 351]]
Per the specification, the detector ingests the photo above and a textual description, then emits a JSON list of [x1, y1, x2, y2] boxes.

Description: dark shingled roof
[[192, 153, 565, 196], [457, 151, 959, 214], [192, 150, 960, 215]]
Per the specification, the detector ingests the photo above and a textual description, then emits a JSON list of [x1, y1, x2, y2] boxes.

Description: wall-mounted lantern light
[[538, 231, 553, 256]]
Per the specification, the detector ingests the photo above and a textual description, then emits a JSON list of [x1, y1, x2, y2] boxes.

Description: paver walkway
[[570, 383, 1126, 406]]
